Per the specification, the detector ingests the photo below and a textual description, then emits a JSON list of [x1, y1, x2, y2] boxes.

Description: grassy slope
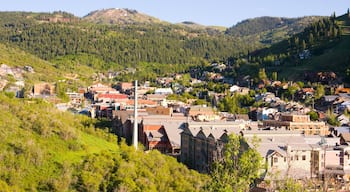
[[0, 95, 208, 191], [0, 94, 118, 189], [0, 43, 62, 82], [0, 43, 96, 88]]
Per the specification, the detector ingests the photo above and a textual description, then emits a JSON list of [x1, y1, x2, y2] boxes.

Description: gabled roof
[[340, 133, 350, 142], [266, 149, 286, 158]]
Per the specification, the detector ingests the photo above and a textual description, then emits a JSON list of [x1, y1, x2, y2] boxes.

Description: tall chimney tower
[[132, 80, 138, 150]]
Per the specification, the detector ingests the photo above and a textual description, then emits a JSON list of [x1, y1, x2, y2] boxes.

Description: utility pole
[[132, 80, 138, 150]]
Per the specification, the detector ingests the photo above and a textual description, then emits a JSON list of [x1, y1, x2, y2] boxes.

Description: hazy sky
[[1, 1, 349, 27]]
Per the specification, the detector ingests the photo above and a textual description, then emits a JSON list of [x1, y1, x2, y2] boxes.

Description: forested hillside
[[1, 10, 349, 84], [225, 16, 323, 45], [0, 11, 320, 74], [245, 13, 350, 81], [0, 93, 208, 191], [0, 12, 249, 70]]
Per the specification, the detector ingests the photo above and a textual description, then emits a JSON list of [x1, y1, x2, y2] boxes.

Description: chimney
[[132, 80, 138, 150]]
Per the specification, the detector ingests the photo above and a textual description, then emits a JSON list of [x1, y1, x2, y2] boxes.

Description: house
[[229, 85, 250, 95], [146, 106, 173, 116], [154, 88, 173, 95], [88, 83, 118, 100], [33, 83, 55, 96], [116, 82, 133, 93], [187, 105, 219, 121], [253, 107, 279, 121], [337, 114, 350, 126], [146, 94, 167, 105], [95, 93, 128, 104], [66, 92, 84, 106]]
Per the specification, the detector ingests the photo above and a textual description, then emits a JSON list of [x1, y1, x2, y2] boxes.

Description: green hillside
[[0, 11, 319, 74], [0, 42, 96, 96], [0, 43, 63, 82], [280, 13, 350, 80], [241, 13, 350, 81], [0, 93, 208, 191]]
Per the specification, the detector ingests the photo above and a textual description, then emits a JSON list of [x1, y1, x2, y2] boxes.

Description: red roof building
[[140, 124, 172, 153]]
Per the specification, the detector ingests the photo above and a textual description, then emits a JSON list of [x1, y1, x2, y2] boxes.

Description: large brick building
[[263, 113, 328, 135]]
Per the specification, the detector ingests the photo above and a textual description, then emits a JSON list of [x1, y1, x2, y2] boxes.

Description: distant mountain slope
[[226, 16, 322, 36], [243, 13, 350, 81], [226, 16, 323, 44], [83, 8, 164, 24]]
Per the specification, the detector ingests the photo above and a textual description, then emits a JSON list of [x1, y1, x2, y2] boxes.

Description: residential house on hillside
[[337, 114, 350, 126], [156, 77, 174, 87], [187, 105, 219, 121], [250, 107, 279, 121], [66, 92, 84, 107], [154, 88, 173, 95], [87, 83, 118, 100], [95, 93, 128, 104], [146, 94, 167, 105], [229, 85, 249, 95], [116, 82, 133, 93], [146, 106, 173, 116], [33, 83, 55, 96]]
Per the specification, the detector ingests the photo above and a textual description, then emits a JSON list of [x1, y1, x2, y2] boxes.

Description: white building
[[154, 88, 173, 95]]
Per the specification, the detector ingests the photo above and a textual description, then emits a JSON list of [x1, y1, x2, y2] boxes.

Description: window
[[284, 157, 287, 162], [295, 155, 299, 161], [274, 157, 278, 163], [302, 155, 306, 160]]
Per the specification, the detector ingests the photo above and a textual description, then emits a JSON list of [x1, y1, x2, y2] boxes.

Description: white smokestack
[[133, 80, 138, 150]]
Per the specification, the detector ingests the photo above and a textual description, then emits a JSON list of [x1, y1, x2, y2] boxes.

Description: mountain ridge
[[82, 8, 165, 25]]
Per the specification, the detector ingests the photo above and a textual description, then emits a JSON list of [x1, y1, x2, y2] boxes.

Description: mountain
[[83, 8, 164, 25], [225, 16, 323, 44], [0, 10, 333, 85]]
